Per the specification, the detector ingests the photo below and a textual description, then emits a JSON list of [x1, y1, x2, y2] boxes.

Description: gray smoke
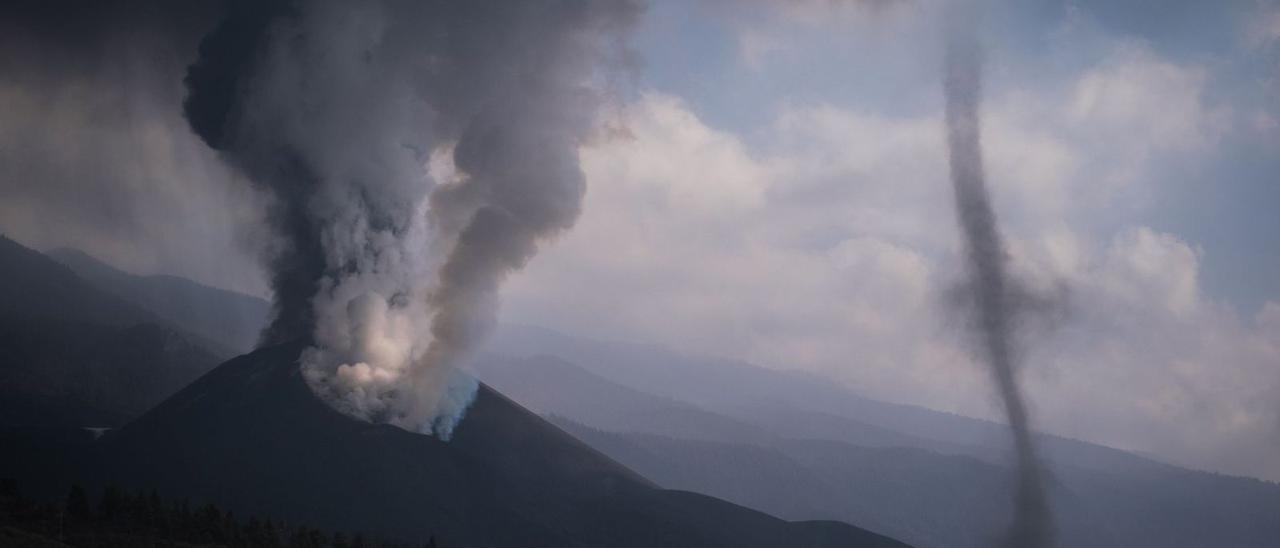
[[184, 0, 639, 437], [942, 13, 1054, 548]]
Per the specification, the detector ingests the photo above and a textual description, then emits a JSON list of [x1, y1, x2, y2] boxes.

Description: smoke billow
[[184, 0, 639, 438], [942, 13, 1054, 548]]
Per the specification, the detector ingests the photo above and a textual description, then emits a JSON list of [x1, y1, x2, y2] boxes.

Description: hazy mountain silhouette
[[476, 335, 1280, 548], [472, 353, 775, 444], [556, 418, 1280, 548], [47, 247, 270, 354], [0, 236, 222, 428], [487, 324, 1218, 476], [0, 237, 156, 328]]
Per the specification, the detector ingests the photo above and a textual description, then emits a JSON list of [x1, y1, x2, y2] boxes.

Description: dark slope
[[80, 343, 908, 548], [48, 247, 270, 354], [0, 317, 219, 426], [0, 237, 223, 427]]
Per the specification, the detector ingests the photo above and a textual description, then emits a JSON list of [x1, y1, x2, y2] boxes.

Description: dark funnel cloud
[[943, 11, 1054, 548]]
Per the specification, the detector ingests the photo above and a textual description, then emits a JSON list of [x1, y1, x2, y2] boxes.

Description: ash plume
[[942, 12, 1054, 548], [184, 0, 639, 438]]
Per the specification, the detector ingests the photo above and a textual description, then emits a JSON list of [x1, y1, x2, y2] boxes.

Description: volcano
[[61, 342, 909, 548]]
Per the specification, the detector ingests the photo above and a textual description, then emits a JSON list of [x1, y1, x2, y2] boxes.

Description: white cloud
[[1067, 45, 1221, 150], [988, 42, 1228, 223], [501, 39, 1279, 480], [1243, 2, 1280, 50], [1099, 227, 1202, 318], [1028, 227, 1279, 480], [709, 0, 923, 72]]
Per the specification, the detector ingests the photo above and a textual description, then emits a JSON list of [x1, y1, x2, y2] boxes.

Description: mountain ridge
[[0, 237, 224, 427], [47, 247, 269, 354]]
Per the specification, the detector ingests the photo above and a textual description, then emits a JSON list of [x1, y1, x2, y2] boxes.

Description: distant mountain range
[[47, 247, 270, 354], [476, 329, 1280, 548], [484, 323, 1175, 475]]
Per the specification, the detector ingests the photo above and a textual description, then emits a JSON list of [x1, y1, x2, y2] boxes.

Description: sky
[[510, 0, 1280, 482], [1, 0, 1277, 481]]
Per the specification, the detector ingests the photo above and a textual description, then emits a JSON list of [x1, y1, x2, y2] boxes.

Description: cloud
[[1028, 227, 1280, 481], [697, 0, 917, 71], [502, 39, 1279, 480], [508, 92, 976, 410], [1242, 2, 1280, 50]]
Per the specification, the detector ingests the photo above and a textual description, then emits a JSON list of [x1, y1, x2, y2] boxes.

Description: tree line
[[0, 479, 439, 548]]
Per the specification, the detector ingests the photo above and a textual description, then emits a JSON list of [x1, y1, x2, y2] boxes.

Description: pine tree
[[178, 499, 195, 540], [148, 490, 168, 535], [333, 531, 352, 548], [220, 504, 248, 545], [308, 527, 328, 548], [98, 485, 122, 522], [264, 517, 283, 547], [245, 516, 265, 546], [127, 491, 151, 533], [0, 478, 18, 522], [0, 478, 17, 497], [64, 484, 91, 521], [289, 524, 310, 548], [201, 502, 224, 543]]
